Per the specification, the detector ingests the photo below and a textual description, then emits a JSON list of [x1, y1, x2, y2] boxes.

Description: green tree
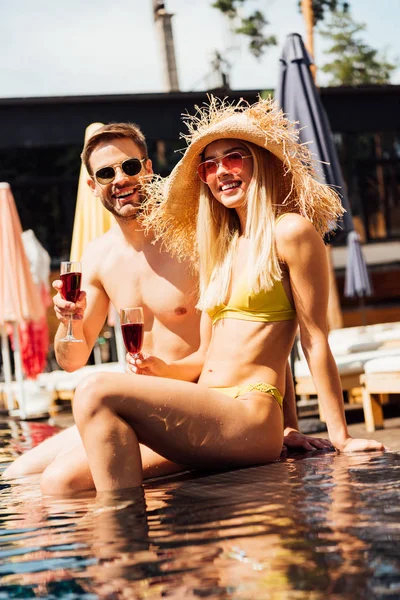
[[299, 0, 349, 25], [235, 10, 277, 58], [212, 0, 351, 58], [211, 0, 276, 58], [319, 9, 397, 85]]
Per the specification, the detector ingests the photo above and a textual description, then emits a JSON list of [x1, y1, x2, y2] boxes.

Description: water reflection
[[0, 419, 399, 599]]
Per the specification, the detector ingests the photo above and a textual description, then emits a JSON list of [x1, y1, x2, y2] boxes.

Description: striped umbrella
[[70, 122, 115, 262]]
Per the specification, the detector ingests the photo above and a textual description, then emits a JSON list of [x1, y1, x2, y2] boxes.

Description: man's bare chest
[[101, 251, 198, 317]]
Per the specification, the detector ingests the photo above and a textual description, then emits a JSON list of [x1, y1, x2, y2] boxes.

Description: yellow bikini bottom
[[209, 382, 283, 408]]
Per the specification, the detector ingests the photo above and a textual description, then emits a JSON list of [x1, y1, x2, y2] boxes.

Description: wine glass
[[59, 261, 83, 343], [120, 307, 144, 359]]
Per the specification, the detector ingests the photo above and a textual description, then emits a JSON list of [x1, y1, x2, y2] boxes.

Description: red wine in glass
[[60, 272, 82, 303], [120, 307, 144, 358], [121, 323, 144, 355], [59, 261, 83, 343]]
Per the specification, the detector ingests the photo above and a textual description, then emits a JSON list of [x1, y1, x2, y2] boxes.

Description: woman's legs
[[73, 372, 283, 492]]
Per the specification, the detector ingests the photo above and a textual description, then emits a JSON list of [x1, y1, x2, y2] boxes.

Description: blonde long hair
[[196, 142, 286, 311]]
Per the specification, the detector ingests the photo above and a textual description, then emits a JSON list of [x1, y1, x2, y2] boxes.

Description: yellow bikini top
[[207, 276, 296, 325], [207, 214, 297, 325]]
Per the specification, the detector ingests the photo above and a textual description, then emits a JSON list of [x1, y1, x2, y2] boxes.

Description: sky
[[1, 0, 399, 99]]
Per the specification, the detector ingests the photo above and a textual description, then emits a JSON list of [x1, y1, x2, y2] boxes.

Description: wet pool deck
[[1, 409, 399, 598]]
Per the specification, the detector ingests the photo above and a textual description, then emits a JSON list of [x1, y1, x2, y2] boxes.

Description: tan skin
[[2, 137, 326, 494], [72, 139, 385, 493]]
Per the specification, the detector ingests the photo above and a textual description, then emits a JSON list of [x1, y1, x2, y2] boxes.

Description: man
[[3, 123, 330, 494]]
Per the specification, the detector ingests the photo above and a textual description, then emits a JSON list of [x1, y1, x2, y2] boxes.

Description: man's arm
[[54, 242, 111, 372]]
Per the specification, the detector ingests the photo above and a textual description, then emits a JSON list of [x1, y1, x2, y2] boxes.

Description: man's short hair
[[82, 122, 149, 174]]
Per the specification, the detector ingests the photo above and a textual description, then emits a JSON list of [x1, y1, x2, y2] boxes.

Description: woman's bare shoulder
[[276, 213, 317, 241], [275, 213, 325, 269]]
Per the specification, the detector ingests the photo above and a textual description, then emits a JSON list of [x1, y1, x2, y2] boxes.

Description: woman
[[73, 97, 384, 492]]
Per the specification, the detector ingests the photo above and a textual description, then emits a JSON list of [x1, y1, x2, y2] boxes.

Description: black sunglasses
[[94, 157, 146, 185]]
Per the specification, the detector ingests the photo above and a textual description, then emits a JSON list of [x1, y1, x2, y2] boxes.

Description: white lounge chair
[[294, 322, 400, 425], [37, 362, 124, 407], [360, 353, 400, 432]]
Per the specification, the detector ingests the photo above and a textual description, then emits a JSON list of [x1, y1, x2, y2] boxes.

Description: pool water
[[0, 419, 399, 599]]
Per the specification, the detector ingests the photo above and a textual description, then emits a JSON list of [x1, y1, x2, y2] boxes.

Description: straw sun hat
[[143, 96, 344, 261]]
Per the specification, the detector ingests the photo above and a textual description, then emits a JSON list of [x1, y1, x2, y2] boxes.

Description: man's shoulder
[[85, 225, 121, 252], [81, 226, 124, 274]]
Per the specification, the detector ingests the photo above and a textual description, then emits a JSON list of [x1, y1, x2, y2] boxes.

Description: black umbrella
[[275, 32, 355, 238], [275, 32, 372, 310]]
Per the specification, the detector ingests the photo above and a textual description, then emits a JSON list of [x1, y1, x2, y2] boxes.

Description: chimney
[[152, 1, 180, 92]]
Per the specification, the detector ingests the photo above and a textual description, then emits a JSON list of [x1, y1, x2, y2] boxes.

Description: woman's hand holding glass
[[126, 351, 169, 377], [121, 307, 170, 378]]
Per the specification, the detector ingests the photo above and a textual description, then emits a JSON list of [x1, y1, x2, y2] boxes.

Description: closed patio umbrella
[[0, 183, 46, 417], [275, 32, 371, 306], [344, 231, 373, 327], [70, 122, 115, 262], [21, 229, 52, 378]]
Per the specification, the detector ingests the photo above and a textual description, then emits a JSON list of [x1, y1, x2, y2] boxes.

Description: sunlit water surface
[[0, 420, 399, 599]]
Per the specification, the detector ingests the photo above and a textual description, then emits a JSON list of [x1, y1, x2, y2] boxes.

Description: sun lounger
[[294, 324, 400, 424], [0, 362, 124, 418], [37, 362, 124, 406], [360, 353, 400, 432]]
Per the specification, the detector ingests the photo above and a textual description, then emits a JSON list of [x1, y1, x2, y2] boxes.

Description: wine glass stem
[[67, 314, 74, 338]]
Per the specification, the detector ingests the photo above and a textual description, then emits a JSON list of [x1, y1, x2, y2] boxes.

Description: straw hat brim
[[142, 96, 344, 262], [168, 112, 288, 215]]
